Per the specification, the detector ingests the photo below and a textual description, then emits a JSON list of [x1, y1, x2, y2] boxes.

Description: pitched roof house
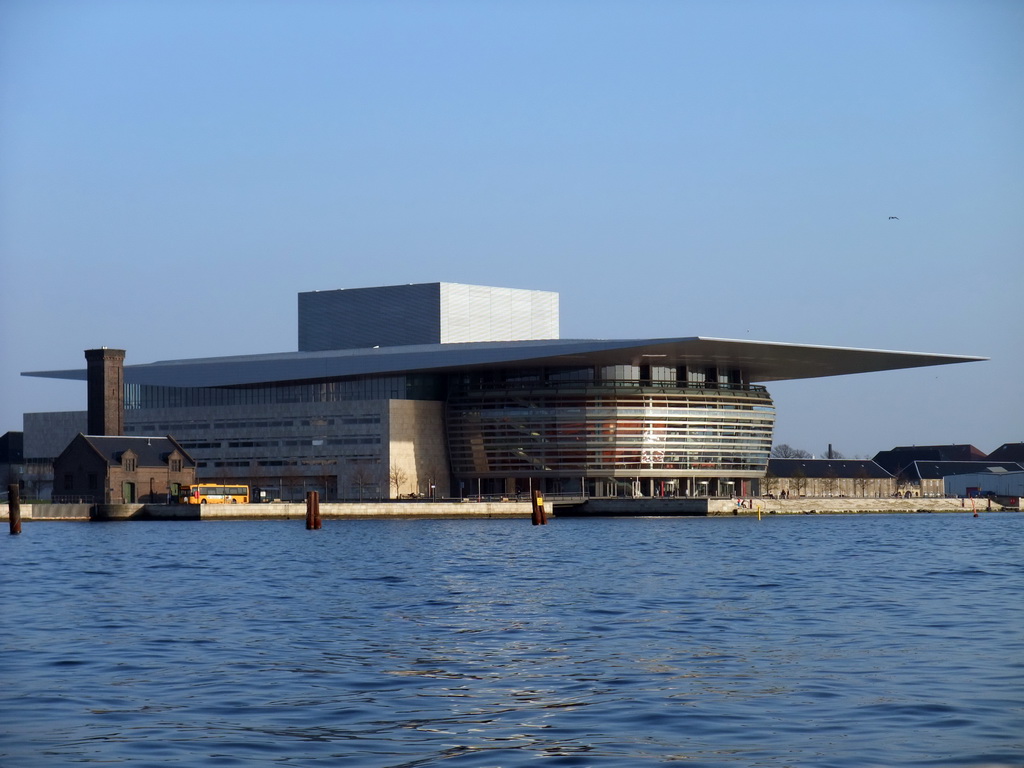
[[52, 434, 196, 504]]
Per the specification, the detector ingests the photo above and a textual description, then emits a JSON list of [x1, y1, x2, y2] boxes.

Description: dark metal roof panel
[[767, 459, 893, 479], [981, 443, 1024, 463], [79, 435, 196, 467], [24, 337, 986, 389], [908, 461, 1024, 480]]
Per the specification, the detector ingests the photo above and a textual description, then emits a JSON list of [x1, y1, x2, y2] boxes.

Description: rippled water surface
[[2, 514, 1022, 767]]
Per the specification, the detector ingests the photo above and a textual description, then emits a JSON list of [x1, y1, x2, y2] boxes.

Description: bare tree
[[854, 466, 872, 497], [352, 466, 375, 501], [281, 475, 301, 502], [790, 467, 808, 497], [389, 464, 408, 499], [24, 462, 48, 501], [762, 469, 779, 497], [771, 444, 812, 458], [314, 466, 335, 501], [823, 467, 840, 497]]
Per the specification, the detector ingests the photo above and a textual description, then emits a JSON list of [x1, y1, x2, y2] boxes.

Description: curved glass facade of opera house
[[445, 365, 775, 498]]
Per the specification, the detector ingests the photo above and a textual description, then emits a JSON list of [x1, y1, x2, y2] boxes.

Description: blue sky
[[1, 0, 1021, 457]]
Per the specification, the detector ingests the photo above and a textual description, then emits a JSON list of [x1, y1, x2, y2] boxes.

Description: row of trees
[[770, 444, 868, 459], [762, 465, 876, 497]]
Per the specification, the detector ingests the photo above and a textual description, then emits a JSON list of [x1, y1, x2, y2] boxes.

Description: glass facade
[[125, 374, 444, 410], [446, 368, 775, 495], [118, 363, 774, 499], [124, 402, 387, 502]]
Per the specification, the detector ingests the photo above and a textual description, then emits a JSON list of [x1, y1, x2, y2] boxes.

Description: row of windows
[[449, 455, 768, 473], [465, 439, 776, 452], [181, 436, 381, 451], [451, 366, 749, 389], [121, 366, 763, 416], [447, 452, 772, 474], [122, 367, 759, 412], [126, 415, 381, 433], [199, 458, 342, 469], [446, 384, 775, 477], [215, 421, 292, 429], [195, 456, 381, 469], [454, 391, 768, 412], [126, 378, 416, 410]]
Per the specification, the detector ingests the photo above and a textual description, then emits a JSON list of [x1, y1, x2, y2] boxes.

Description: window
[[170, 458, 182, 472], [123, 455, 137, 472]]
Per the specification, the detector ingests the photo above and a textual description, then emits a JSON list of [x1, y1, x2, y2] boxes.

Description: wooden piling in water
[[8, 484, 21, 535], [305, 491, 322, 529], [531, 489, 547, 525]]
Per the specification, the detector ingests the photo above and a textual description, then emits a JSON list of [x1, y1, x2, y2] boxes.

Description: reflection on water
[[2, 514, 1022, 766]]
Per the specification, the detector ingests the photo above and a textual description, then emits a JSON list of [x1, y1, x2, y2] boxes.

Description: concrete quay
[[554, 496, 1013, 516], [5, 496, 1014, 523], [748, 497, 1014, 515], [5, 500, 534, 522]]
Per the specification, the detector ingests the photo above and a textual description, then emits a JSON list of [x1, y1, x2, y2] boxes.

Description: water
[[2, 513, 1022, 767]]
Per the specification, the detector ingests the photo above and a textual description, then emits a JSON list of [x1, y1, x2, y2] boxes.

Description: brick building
[[52, 434, 195, 503]]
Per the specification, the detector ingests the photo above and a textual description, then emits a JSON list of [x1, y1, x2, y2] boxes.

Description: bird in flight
[[888, 216, 899, 220]]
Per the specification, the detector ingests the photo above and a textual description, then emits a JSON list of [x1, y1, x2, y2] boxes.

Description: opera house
[[24, 283, 982, 501]]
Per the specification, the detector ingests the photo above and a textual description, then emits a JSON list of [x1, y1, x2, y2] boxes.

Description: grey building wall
[[119, 400, 406, 501], [300, 284, 442, 351], [24, 411, 87, 460], [298, 283, 559, 351], [22, 411, 88, 500], [944, 472, 1024, 498], [22, 388, 454, 502]]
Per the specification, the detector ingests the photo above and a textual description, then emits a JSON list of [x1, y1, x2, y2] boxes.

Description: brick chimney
[[85, 348, 126, 436]]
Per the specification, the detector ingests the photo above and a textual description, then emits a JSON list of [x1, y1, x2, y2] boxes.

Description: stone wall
[[386, 400, 450, 498], [14, 503, 92, 520], [749, 497, 1004, 514]]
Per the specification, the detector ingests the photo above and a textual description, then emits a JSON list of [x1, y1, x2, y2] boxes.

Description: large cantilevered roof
[[24, 337, 985, 389]]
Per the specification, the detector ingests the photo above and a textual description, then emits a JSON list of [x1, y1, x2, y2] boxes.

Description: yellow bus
[[180, 484, 250, 504]]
